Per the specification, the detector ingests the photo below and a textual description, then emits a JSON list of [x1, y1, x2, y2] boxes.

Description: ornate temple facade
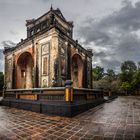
[[4, 7, 93, 89]]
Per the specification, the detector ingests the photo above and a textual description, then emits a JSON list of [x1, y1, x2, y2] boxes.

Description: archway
[[71, 54, 84, 88], [17, 52, 34, 89]]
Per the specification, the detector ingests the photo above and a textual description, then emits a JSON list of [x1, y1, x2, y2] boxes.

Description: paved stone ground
[[0, 96, 140, 140]]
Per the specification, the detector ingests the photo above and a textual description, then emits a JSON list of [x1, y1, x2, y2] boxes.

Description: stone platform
[[0, 96, 139, 140], [1, 87, 105, 117]]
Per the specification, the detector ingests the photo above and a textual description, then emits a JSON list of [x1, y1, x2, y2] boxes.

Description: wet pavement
[[0, 96, 140, 140]]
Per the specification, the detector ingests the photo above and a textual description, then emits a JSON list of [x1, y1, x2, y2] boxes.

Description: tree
[[120, 82, 131, 94], [93, 79, 109, 90], [106, 69, 115, 77], [92, 60, 139, 94], [138, 61, 140, 69], [120, 60, 137, 83], [121, 60, 137, 73], [92, 66, 104, 81], [111, 80, 120, 92], [131, 69, 140, 92], [0, 72, 4, 90], [105, 69, 116, 82]]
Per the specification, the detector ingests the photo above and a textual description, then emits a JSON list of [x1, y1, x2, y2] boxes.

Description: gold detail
[[65, 88, 73, 102], [65, 88, 69, 101], [87, 95, 95, 100], [19, 94, 38, 100], [70, 88, 73, 102], [16, 94, 18, 99]]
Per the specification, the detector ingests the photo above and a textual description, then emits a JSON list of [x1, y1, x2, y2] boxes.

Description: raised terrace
[[2, 87, 104, 117]]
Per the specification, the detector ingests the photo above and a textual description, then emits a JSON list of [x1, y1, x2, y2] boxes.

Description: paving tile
[[0, 96, 140, 140]]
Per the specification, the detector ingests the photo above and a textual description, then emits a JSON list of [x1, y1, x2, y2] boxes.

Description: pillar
[[84, 55, 88, 88], [66, 44, 71, 80], [12, 54, 16, 89]]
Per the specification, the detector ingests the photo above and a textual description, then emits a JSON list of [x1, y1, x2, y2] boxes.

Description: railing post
[[65, 80, 73, 102], [109, 91, 112, 97], [35, 94, 38, 100], [16, 94, 19, 99], [2, 84, 7, 98]]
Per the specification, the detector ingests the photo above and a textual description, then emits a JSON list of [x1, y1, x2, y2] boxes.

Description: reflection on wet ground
[[0, 96, 140, 140]]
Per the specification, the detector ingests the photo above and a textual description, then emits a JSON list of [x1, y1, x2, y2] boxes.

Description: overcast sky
[[0, 0, 140, 72]]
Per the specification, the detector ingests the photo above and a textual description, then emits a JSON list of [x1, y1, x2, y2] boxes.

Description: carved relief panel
[[59, 40, 67, 86], [5, 58, 12, 89], [41, 42, 50, 87]]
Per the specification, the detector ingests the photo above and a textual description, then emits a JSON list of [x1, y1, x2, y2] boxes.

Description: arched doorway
[[17, 52, 34, 89], [71, 54, 84, 88]]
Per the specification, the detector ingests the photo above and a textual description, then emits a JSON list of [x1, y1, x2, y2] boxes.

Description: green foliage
[[93, 68, 119, 92], [120, 82, 131, 92], [121, 60, 137, 73], [138, 61, 140, 69], [120, 60, 137, 83], [92, 66, 104, 81], [131, 69, 140, 91], [106, 69, 115, 77], [0, 72, 4, 90], [92, 60, 140, 94], [105, 69, 116, 82]]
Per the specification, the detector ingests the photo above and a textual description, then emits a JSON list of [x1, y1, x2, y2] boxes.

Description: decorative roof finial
[[50, 4, 53, 10]]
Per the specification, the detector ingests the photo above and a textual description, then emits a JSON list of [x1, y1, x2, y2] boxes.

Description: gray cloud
[[0, 40, 16, 71], [97, 1, 140, 32], [0, 49, 4, 72], [77, 0, 140, 71], [0, 50, 3, 59], [0, 40, 16, 49], [0, 0, 139, 72], [9, 30, 18, 35], [94, 51, 108, 57]]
